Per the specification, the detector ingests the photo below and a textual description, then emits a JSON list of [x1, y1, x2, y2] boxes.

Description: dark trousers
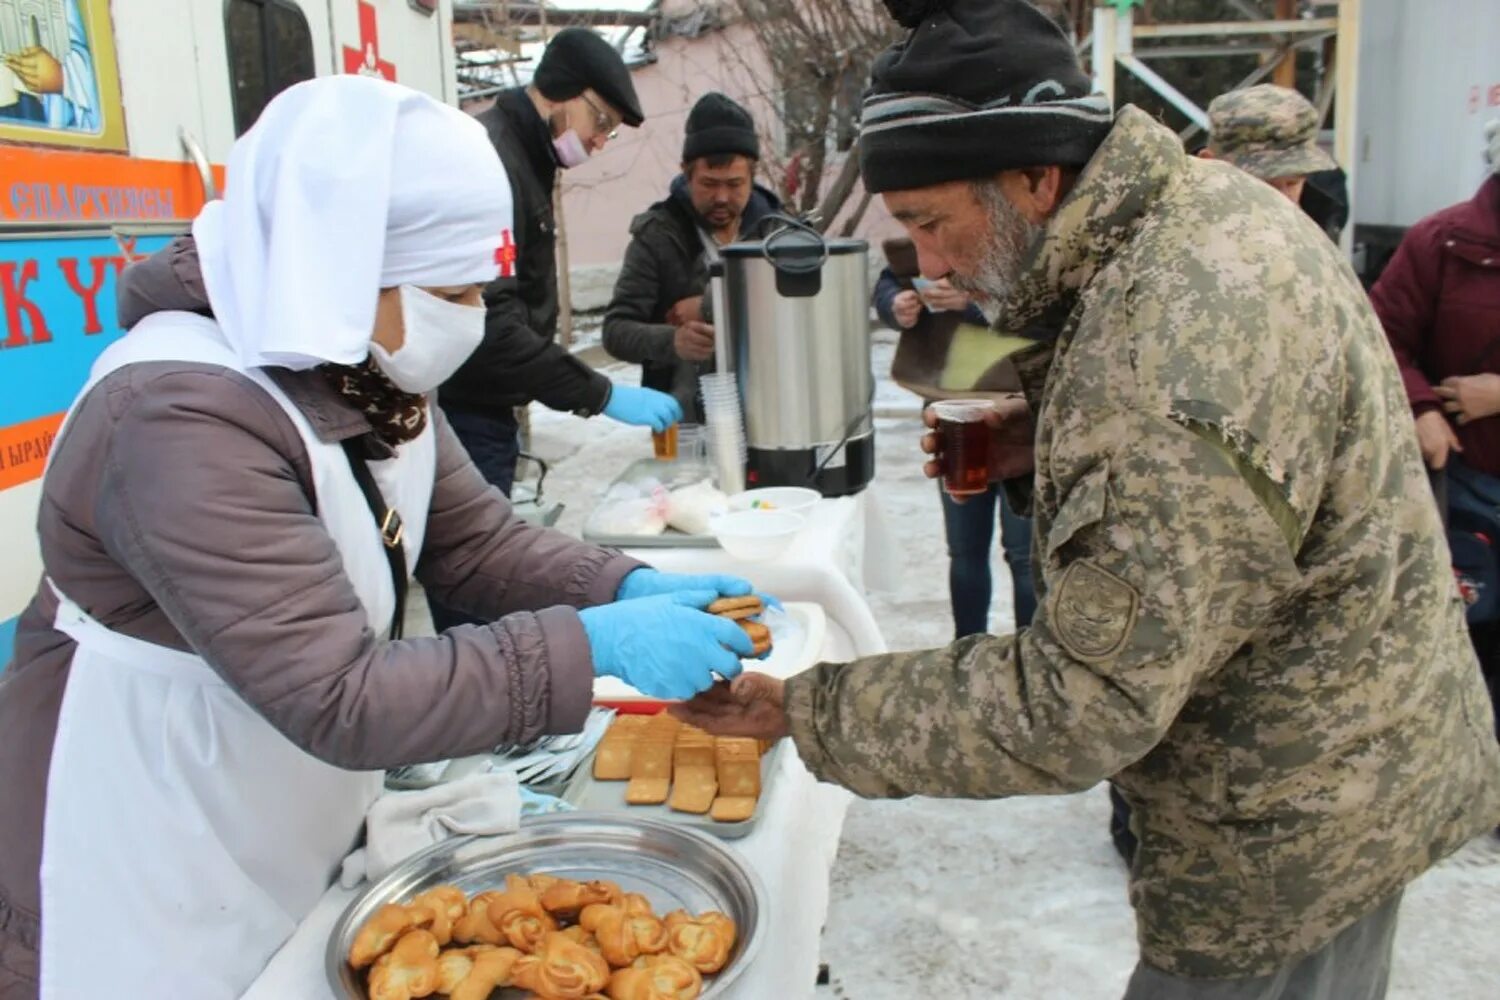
[[939, 482, 1037, 639], [1122, 891, 1401, 1000], [428, 405, 520, 633], [1467, 619, 1500, 738]]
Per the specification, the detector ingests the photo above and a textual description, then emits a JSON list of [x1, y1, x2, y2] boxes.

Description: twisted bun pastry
[[436, 944, 524, 1000], [607, 954, 703, 1000], [578, 903, 639, 969], [408, 886, 467, 946], [540, 878, 621, 919], [349, 903, 415, 969], [366, 929, 440, 1000], [499, 907, 557, 953], [510, 930, 612, 998], [662, 911, 733, 974], [451, 891, 509, 946]]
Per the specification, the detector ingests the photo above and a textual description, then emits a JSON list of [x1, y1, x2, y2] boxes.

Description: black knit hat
[[859, 0, 1113, 193], [682, 92, 760, 163], [534, 27, 644, 127]]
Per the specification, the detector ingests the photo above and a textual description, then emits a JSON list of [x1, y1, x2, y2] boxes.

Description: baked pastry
[[738, 620, 772, 656], [706, 596, 763, 620], [624, 776, 670, 805], [714, 739, 761, 798], [607, 954, 703, 1000], [610, 892, 668, 955], [435, 944, 523, 1000], [487, 873, 551, 922], [510, 930, 611, 997], [709, 796, 757, 823], [540, 878, 620, 918], [452, 892, 509, 946], [578, 903, 640, 969], [662, 911, 734, 974], [499, 907, 557, 952], [667, 765, 716, 815], [408, 885, 467, 946], [366, 929, 440, 1000], [349, 902, 415, 968]]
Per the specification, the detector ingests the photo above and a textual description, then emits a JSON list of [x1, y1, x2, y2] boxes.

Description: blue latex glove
[[579, 591, 753, 699], [603, 384, 683, 432], [615, 568, 753, 602]]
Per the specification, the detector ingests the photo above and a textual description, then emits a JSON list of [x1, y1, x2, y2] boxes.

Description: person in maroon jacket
[[1372, 125, 1500, 476], [1371, 119, 1500, 747]]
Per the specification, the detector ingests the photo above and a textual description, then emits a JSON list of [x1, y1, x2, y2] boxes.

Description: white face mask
[[369, 285, 484, 394], [552, 128, 590, 168]]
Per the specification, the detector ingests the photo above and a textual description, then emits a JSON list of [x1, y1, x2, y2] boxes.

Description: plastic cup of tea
[[931, 399, 994, 498], [652, 423, 679, 460]]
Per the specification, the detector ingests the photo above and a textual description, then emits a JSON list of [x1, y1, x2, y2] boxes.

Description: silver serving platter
[[326, 813, 766, 999]]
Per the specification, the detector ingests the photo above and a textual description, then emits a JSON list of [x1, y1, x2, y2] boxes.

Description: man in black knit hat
[[674, 1, 1500, 996], [432, 28, 683, 630], [603, 92, 781, 422]]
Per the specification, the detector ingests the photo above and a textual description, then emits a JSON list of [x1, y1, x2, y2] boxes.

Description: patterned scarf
[[320, 358, 428, 446]]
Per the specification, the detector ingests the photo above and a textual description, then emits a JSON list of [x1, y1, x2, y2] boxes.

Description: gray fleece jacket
[[0, 237, 640, 996]]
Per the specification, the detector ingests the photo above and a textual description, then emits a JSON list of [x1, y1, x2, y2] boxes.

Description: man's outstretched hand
[[669, 673, 791, 742]]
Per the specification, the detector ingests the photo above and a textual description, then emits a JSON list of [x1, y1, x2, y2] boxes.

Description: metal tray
[[326, 814, 766, 999], [561, 740, 784, 840], [582, 457, 722, 549]]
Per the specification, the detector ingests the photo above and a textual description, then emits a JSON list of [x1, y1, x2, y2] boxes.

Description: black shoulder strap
[[339, 438, 407, 640]]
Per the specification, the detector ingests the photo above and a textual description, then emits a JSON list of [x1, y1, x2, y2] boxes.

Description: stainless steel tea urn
[[718, 220, 874, 496]]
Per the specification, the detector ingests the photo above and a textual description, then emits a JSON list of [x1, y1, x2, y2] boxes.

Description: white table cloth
[[245, 502, 887, 999]]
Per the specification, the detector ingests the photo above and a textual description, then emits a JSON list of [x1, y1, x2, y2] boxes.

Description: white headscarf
[[193, 75, 513, 370]]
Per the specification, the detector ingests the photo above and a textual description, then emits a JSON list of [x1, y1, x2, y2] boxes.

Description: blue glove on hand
[[603, 385, 683, 433], [615, 568, 753, 602], [579, 591, 754, 700]]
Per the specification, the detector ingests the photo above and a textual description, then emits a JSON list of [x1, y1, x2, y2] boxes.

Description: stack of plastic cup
[[699, 372, 746, 495]]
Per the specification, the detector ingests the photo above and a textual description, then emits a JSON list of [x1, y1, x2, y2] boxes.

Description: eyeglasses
[[580, 93, 620, 141]]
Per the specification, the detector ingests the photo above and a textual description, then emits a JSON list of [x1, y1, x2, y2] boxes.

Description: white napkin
[[339, 772, 522, 887]]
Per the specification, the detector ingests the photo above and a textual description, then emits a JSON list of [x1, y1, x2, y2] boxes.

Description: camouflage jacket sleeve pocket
[[1045, 462, 1110, 563]]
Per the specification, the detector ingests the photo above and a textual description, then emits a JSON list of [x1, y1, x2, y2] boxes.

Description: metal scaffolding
[[1089, 0, 1362, 251]]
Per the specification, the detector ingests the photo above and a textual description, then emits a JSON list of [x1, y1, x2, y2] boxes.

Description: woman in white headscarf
[[0, 76, 757, 998]]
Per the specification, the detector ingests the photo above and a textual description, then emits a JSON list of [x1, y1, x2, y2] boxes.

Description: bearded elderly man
[[674, 1, 1500, 997]]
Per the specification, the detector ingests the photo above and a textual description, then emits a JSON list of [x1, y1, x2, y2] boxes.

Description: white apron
[[38, 311, 436, 999]]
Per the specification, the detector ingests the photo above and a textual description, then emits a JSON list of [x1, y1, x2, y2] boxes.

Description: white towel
[[339, 772, 522, 887]]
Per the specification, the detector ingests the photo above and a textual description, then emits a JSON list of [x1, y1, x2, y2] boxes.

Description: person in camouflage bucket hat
[[674, 1, 1500, 998], [1203, 83, 1337, 203]]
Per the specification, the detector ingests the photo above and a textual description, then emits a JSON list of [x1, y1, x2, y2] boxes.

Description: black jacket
[[440, 89, 611, 417], [602, 176, 780, 422]]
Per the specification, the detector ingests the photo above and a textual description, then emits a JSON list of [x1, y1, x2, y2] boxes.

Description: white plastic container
[[711, 509, 805, 562], [728, 486, 820, 515]]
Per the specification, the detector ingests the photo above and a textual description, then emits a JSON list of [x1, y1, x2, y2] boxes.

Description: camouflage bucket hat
[[1207, 84, 1336, 180]]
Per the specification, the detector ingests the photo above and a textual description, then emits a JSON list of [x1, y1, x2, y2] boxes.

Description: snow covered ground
[[518, 329, 1500, 999]]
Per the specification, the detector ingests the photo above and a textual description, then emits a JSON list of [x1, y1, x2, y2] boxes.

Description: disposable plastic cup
[[931, 399, 994, 498]]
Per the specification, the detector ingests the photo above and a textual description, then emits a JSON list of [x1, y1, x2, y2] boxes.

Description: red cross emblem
[[494, 230, 518, 278], [343, 1, 395, 81]]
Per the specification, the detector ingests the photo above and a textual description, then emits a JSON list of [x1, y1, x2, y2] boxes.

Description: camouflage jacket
[[785, 107, 1500, 978]]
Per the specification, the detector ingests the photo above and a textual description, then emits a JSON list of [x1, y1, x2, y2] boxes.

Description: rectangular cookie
[[592, 739, 634, 781], [625, 777, 670, 805], [709, 795, 757, 822], [631, 738, 674, 781], [668, 765, 717, 814], [715, 747, 761, 798]]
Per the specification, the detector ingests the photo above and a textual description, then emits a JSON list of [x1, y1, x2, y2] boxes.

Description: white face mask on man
[[369, 285, 485, 393]]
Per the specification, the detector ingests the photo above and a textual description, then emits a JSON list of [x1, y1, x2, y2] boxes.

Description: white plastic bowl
[[728, 486, 821, 515], [712, 509, 805, 562]]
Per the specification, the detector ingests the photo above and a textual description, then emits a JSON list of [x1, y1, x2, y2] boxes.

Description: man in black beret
[[602, 92, 782, 422], [434, 28, 680, 630], [674, 1, 1500, 997]]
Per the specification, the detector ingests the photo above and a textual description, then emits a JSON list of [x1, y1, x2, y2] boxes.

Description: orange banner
[[0, 413, 65, 491], [0, 147, 225, 224]]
